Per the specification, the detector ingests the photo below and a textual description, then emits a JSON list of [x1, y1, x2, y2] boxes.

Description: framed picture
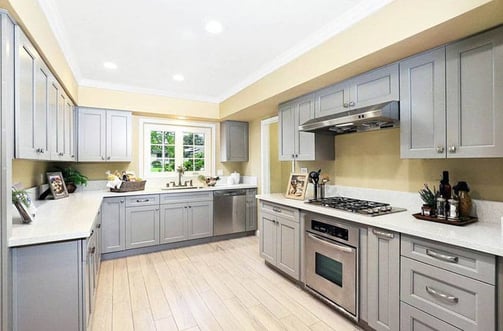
[[285, 173, 308, 200], [46, 172, 68, 199]]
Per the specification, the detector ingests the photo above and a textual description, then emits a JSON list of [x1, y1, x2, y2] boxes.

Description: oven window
[[315, 252, 343, 287]]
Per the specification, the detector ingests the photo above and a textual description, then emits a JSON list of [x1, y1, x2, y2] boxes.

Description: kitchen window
[[141, 120, 215, 178]]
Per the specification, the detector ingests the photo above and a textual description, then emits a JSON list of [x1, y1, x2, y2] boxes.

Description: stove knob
[[385, 205, 392, 211], [380, 206, 388, 212], [366, 208, 374, 214], [373, 207, 381, 213]]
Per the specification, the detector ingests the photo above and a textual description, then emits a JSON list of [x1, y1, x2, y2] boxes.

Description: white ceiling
[[38, 0, 391, 103]]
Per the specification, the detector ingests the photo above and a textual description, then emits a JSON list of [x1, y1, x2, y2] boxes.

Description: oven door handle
[[307, 233, 354, 253]]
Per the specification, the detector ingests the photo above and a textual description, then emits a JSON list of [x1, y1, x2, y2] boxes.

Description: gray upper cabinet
[[400, 47, 446, 158], [15, 26, 51, 160], [78, 107, 132, 162], [367, 227, 400, 331], [279, 94, 334, 161], [221, 120, 248, 162], [314, 63, 399, 118], [14, 26, 75, 162], [401, 26, 503, 159], [446, 26, 503, 158], [48, 79, 76, 161]]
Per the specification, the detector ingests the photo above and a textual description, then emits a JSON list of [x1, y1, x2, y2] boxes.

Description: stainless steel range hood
[[299, 101, 399, 135]]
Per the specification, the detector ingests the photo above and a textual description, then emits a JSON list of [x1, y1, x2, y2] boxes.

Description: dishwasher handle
[[214, 190, 247, 197]]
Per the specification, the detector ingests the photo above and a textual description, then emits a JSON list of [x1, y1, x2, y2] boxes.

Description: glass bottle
[[439, 171, 452, 200], [458, 190, 472, 219]]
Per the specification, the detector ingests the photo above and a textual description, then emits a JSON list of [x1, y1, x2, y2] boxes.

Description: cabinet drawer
[[401, 235, 495, 284], [401, 302, 460, 331], [125, 194, 159, 207], [160, 192, 213, 204], [401, 257, 495, 330], [261, 202, 298, 222]]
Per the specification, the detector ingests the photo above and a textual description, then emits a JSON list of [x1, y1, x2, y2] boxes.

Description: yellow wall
[[335, 129, 503, 201], [78, 87, 220, 120]]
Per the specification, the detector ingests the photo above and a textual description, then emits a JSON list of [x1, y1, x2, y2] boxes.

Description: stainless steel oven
[[304, 212, 359, 320]]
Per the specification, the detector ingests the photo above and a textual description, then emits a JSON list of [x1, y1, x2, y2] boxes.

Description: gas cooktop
[[307, 196, 406, 216]]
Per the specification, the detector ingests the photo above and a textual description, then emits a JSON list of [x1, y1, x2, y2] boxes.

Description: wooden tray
[[412, 213, 478, 226], [110, 180, 146, 192]]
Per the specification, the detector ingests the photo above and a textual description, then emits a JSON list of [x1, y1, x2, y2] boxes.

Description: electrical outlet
[[300, 168, 308, 173]]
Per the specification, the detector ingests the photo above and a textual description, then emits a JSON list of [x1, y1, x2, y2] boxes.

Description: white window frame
[[139, 117, 216, 179]]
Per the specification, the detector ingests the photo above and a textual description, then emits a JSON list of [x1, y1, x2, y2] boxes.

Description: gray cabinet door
[[446, 26, 503, 158], [14, 26, 45, 160], [12, 240, 83, 331], [279, 102, 297, 160], [245, 193, 257, 231], [314, 82, 349, 118], [78, 108, 106, 161], [125, 205, 160, 249], [276, 216, 300, 279], [160, 203, 187, 244], [106, 110, 131, 161], [401, 302, 461, 331], [221, 121, 249, 162], [351, 63, 399, 109], [260, 212, 277, 265], [367, 227, 400, 331], [101, 197, 126, 253], [64, 98, 76, 161], [295, 95, 316, 161], [187, 200, 213, 240], [48, 78, 64, 160], [400, 47, 446, 159]]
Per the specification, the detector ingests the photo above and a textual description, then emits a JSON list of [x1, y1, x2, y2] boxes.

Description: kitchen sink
[[161, 186, 201, 191]]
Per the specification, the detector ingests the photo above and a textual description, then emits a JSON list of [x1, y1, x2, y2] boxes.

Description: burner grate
[[308, 196, 404, 216]]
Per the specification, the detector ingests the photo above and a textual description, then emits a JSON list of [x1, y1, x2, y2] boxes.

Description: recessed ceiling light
[[172, 74, 185, 81], [103, 61, 117, 70], [205, 20, 223, 34]]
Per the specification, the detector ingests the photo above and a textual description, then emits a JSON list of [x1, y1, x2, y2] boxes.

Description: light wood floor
[[90, 236, 362, 331]]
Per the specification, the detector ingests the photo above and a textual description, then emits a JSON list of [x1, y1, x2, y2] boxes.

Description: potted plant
[[418, 184, 437, 216], [58, 167, 88, 193]]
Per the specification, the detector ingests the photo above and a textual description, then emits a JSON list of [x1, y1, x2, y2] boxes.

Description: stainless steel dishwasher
[[213, 189, 247, 235]]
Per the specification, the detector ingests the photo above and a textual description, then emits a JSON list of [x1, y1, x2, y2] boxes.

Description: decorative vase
[[66, 182, 77, 193], [458, 191, 472, 219]]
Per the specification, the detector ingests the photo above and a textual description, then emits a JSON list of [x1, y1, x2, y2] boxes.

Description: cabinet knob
[[348, 101, 355, 107], [58, 152, 64, 156], [97, 224, 101, 229], [448, 145, 457, 153], [71, 155, 75, 158], [107, 156, 111, 160], [436, 145, 445, 154], [101, 156, 105, 160], [120, 200, 124, 203], [343, 103, 349, 108]]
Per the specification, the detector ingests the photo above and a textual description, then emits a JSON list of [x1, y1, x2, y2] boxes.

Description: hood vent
[[299, 101, 399, 135]]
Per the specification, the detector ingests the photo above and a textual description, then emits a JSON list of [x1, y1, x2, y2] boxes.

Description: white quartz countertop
[[257, 193, 503, 257], [9, 184, 257, 247]]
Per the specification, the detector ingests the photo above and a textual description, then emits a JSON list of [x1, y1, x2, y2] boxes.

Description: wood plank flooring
[[91, 236, 361, 331]]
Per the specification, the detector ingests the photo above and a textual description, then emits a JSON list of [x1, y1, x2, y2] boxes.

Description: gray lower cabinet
[[246, 189, 257, 231], [367, 227, 400, 331], [159, 192, 213, 243], [125, 205, 160, 249], [400, 235, 496, 331], [101, 196, 126, 253], [13, 224, 100, 331], [259, 202, 300, 280], [401, 302, 460, 331]]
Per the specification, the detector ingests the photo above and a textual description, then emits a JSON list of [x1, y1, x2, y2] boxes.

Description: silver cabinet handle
[[425, 286, 458, 304], [136, 199, 150, 203], [426, 249, 458, 263], [120, 200, 124, 203], [307, 233, 354, 253], [343, 103, 349, 108], [97, 223, 101, 229], [448, 145, 457, 153], [436, 145, 445, 154], [272, 207, 282, 213], [372, 228, 394, 239], [349, 101, 355, 107], [101, 156, 105, 160]]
